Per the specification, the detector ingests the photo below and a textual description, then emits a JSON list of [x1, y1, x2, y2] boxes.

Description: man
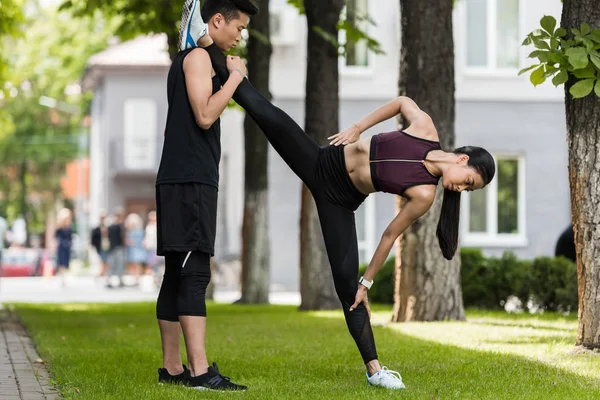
[[107, 208, 126, 288], [90, 210, 110, 277], [154, 0, 256, 391]]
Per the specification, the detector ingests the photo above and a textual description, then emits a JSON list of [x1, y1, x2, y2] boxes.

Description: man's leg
[[156, 252, 184, 376], [177, 251, 211, 376]]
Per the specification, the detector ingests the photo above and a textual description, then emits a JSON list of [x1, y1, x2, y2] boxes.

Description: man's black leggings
[[156, 251, 211, 321], [205, 45, 378, 364]]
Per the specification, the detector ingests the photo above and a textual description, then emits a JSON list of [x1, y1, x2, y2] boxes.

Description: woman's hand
[[328, 124, 361, 146], [349, 285, 371, 318]]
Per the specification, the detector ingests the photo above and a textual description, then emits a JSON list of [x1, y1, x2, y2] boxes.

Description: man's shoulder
[[182, 48, 211, 70]]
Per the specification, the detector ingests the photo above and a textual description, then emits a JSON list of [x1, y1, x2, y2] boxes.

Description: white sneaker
[[366, 366, 406, 389], [178, 0, 209, 51]]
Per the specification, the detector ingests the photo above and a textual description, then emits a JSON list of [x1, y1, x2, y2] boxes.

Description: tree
[[298, 0, 346, 311], [0, 0, 25, 132], [392, 0, 464, 322], [560, 0, 600, 351], [518, 0, 600, 352], [0, 5, 116, 235], [238, 0, 272, 304], [61, 0, 182, 60]]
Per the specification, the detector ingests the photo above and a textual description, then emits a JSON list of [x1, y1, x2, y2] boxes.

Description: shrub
[[358, 257, 395, 304]]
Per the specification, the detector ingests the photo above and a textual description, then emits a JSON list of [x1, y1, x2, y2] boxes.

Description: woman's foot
[[366, 366, 406, 389], [178, 0, 209, 51]]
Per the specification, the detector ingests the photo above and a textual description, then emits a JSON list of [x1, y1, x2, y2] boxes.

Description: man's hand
[[226, 56, 247, 78], [349, 285, 371, 318], [328, 124, 361, 146]]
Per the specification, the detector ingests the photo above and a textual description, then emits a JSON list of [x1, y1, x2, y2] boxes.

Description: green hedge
[[358, 249, 578, 311]]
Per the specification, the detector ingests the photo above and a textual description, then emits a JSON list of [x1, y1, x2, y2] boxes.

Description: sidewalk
[[0, 307, 58, 400], [0, 276, 301, 305]]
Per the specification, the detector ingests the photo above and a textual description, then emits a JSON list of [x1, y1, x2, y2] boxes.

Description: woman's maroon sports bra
[[369, 130, 441, 195]]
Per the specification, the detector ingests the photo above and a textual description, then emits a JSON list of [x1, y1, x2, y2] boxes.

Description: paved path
[[0, 308, 59, 400]]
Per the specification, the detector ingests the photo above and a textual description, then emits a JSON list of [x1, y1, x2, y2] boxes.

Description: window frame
[[462, 0, 525, 76], [461, 153, 527, 247]]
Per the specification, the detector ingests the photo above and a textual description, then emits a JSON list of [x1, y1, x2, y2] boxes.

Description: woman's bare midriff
[[344, 137, 376, 195]]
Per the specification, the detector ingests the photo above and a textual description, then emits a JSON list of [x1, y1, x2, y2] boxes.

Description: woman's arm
[[329, 96, 431, 146], [361, 192, 434, 283], [355, 96, 430, 134]]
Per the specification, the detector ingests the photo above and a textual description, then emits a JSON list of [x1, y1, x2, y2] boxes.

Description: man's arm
[[183, 49, 243, 130]]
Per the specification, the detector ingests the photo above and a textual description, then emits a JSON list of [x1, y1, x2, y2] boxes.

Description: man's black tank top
[[156, 48, 221, 187]]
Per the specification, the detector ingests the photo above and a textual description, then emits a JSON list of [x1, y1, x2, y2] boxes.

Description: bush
[[461, 249, 529, 309], [529, 256, 578, 312], [358, 257, 395, 304], [358, 249, 577, 312], [460, 248, 577, 312]]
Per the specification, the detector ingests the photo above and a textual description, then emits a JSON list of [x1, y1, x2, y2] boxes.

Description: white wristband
[[229, 68, 245, 78], [359, 276, 373, 289]]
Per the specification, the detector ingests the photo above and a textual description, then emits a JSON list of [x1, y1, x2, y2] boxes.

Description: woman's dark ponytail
[[435, 145, 495, 260], [436, 189, 461, 260]]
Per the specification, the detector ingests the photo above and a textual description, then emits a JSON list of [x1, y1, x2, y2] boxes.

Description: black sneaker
[[158, 364, 189, 385], [186, 362, 247, 391]]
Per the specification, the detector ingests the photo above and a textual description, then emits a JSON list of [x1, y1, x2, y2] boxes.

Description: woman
[[202, 42, 494, 389], [125, 213, 146, 282], [54, 208, 73, 287]]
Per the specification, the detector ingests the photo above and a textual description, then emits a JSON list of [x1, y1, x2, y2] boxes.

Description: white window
[[462, 155, 527, 247], [355, 195, 376, 264], [123, 98, 156, 170], [340, 0, 371, 72], [465, 0, 520, 71]]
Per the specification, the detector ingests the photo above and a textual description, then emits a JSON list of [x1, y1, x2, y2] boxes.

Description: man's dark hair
[[201, 0, 258, 22]]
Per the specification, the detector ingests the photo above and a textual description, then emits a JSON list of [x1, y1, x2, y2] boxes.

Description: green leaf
[[528, 50, 551, 62], [533, 38, 550, 50], [583, 39, 595, 52], [590, 29, 600, 43], [565, 47, 589, 69], [570, 78, 595, 98], [591, 54, 600, 70], [534, 29, 551, 39], [581, 24, 591, 36], [595, 79, 600, 97], [550, 37, 559, 50], [530, 66, 547, 86], [552, 70, 569, 86], [555, 27, 567, 37], [540, 16, 556, 35], [544, 66, 559, 79], [286, 0, 305, 15], [518, 64, 539, 76], [573, 66, 596, 79], [572, 28, 581, 37], [58, 0, 73, 11], [551, 52, 569, 67], [522, 36, 533, 46]]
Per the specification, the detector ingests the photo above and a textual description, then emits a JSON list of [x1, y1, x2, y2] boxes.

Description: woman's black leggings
[[205, 45, 378, 364]]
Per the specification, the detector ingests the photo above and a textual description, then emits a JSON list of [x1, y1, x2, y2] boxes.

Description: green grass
[[13, 303, 600, 400]]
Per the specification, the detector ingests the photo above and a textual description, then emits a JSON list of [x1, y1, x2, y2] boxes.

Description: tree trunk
[[392, 0, 464, 322], [238, 0, 272, 304], [298, 0, 345, 311], [561, 0, 600, 349]]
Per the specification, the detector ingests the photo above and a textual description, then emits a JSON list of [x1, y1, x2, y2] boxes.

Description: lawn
[[13, 303, 600, 399]]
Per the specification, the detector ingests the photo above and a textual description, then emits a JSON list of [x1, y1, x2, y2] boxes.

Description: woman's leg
[[314, 198, 378, 365], [204, 44, 320, 187]]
